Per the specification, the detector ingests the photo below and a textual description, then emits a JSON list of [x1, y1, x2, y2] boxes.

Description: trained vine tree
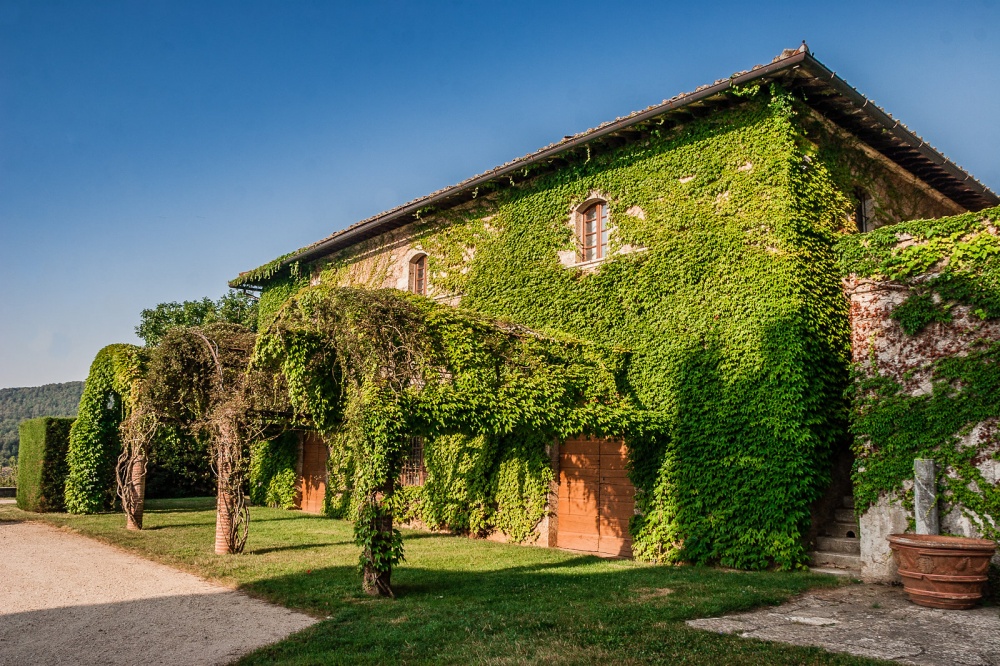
[[255, 284, 649, 596], [122, 323, 286, 551]]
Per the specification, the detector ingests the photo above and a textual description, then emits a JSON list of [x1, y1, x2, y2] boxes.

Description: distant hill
[[0, 382, 84, 461]]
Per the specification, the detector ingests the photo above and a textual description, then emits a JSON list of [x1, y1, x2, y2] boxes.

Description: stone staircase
[[809, 495, 861, 576]]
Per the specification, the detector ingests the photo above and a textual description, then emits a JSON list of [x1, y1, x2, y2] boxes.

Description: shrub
[[16, 417, 74, 512]]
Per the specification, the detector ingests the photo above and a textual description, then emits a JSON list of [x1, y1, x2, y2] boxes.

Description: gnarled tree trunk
[[214, 463, 235, 554], [123, 455, 147, 530], [117, 412, 154, 531], [214, 415, 249, 555]]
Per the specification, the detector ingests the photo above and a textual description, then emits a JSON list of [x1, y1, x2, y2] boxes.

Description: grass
[[0, 498, 883, 665]]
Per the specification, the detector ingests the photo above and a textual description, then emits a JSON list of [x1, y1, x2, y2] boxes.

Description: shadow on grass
[[144, 522, 217, 530], [236, 558, 862, 666], [251, 542, 350, 555]]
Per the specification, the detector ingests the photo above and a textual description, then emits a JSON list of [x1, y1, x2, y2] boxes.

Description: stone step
[[821, 521, 860, 539], [815, 536, 860, 555], [842, 495, 854, 509], [834, 508, 857, 524], [809, 566, 856, 577], [809, 550, 861, 570]]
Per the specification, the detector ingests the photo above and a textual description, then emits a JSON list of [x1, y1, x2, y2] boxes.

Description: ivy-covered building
[[234, 45, 999, 577]]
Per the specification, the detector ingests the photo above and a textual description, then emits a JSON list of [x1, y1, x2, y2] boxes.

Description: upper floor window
[[855, 188, 874, 233], [408, 254, 427, 295], [579, 202, 609, 262]]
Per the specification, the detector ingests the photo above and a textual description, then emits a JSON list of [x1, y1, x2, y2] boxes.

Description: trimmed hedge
[[65, 344, 143, 513], [16, 417, 75, 512]]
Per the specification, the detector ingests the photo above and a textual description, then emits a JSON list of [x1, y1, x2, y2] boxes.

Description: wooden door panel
[[298, 433, 328, 514], [557, 436, 635, 558], [560, 466, 599, 481], [600, 498, 635, 518], [599, 440, 628, 456], [558, 532, 600, 552], [598, 536, 633, 557], [559, 478, 600, 497], [559, 514, 599, 534], [598, 515, 631, 537], [599, 468, 630, 480], [599, 455, 627, 471], [600, 482, 636, 500], [562, 439, 602, 455], [561, 496, 599, 515], [560, 452, 600, 469]]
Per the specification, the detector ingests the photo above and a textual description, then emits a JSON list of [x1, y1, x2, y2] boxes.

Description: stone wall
[[846, 276, 1000, 582]]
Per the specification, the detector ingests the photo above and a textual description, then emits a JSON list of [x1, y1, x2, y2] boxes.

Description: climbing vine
[[848, 341, 1000, 540], [840, 206, 1000, 538], [244, 85, 973, 572], [249, 432, 299, 509], [65, 344, 144, 514], [255, 285, 643, 594]]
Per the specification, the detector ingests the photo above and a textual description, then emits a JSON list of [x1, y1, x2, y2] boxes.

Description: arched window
[[578, 202, 609, 262], [408, 254, 427, 295]]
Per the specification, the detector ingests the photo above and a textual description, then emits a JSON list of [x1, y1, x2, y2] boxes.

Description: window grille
[[400, 436, 426, 486]]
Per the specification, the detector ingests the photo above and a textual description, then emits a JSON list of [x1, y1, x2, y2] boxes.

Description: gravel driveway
[[0, 521, 316, 665]]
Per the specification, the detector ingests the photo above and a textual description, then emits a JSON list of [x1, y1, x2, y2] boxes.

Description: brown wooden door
[[299, 433, 328, 514], [557, 436, 634, 557]]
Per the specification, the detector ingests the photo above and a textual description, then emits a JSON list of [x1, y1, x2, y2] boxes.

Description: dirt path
[[0, 521, 316, 665]]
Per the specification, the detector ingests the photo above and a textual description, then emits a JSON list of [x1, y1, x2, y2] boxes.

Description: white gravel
[[0, 521, 316, 665]]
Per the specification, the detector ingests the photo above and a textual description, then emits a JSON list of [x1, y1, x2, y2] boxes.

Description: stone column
[[913, 459, 939, 535]]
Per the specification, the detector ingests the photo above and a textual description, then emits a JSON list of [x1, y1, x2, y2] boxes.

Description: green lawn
[[0, 498, 883, 665]]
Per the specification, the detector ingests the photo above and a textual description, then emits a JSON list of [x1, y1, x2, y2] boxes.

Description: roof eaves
[[232, 47, 997, 288]]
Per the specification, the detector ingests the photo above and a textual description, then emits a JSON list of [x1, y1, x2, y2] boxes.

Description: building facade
[[236, 46, 999, 575]]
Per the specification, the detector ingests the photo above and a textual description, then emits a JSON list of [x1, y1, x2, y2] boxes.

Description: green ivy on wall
[[254, 285, 645, 593], [249, 431, 299, 509], [848, 341, 1000, 540], [65, 344, 144, 514], [249, 85, 968, 571], [257, 274, 309, 328], [839, 207, 1000, 333], [405, 88, 848, 570], [839, 206, 1000, 535]]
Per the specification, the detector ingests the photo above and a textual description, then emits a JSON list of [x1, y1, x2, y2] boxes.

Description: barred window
[[400, 436, 426, 486]]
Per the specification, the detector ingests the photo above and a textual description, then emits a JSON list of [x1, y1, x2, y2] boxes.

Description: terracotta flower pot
[[888, 533, 996, 609]]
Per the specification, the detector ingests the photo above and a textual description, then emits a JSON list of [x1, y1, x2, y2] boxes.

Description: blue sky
[[1, 1, 998, 389]]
